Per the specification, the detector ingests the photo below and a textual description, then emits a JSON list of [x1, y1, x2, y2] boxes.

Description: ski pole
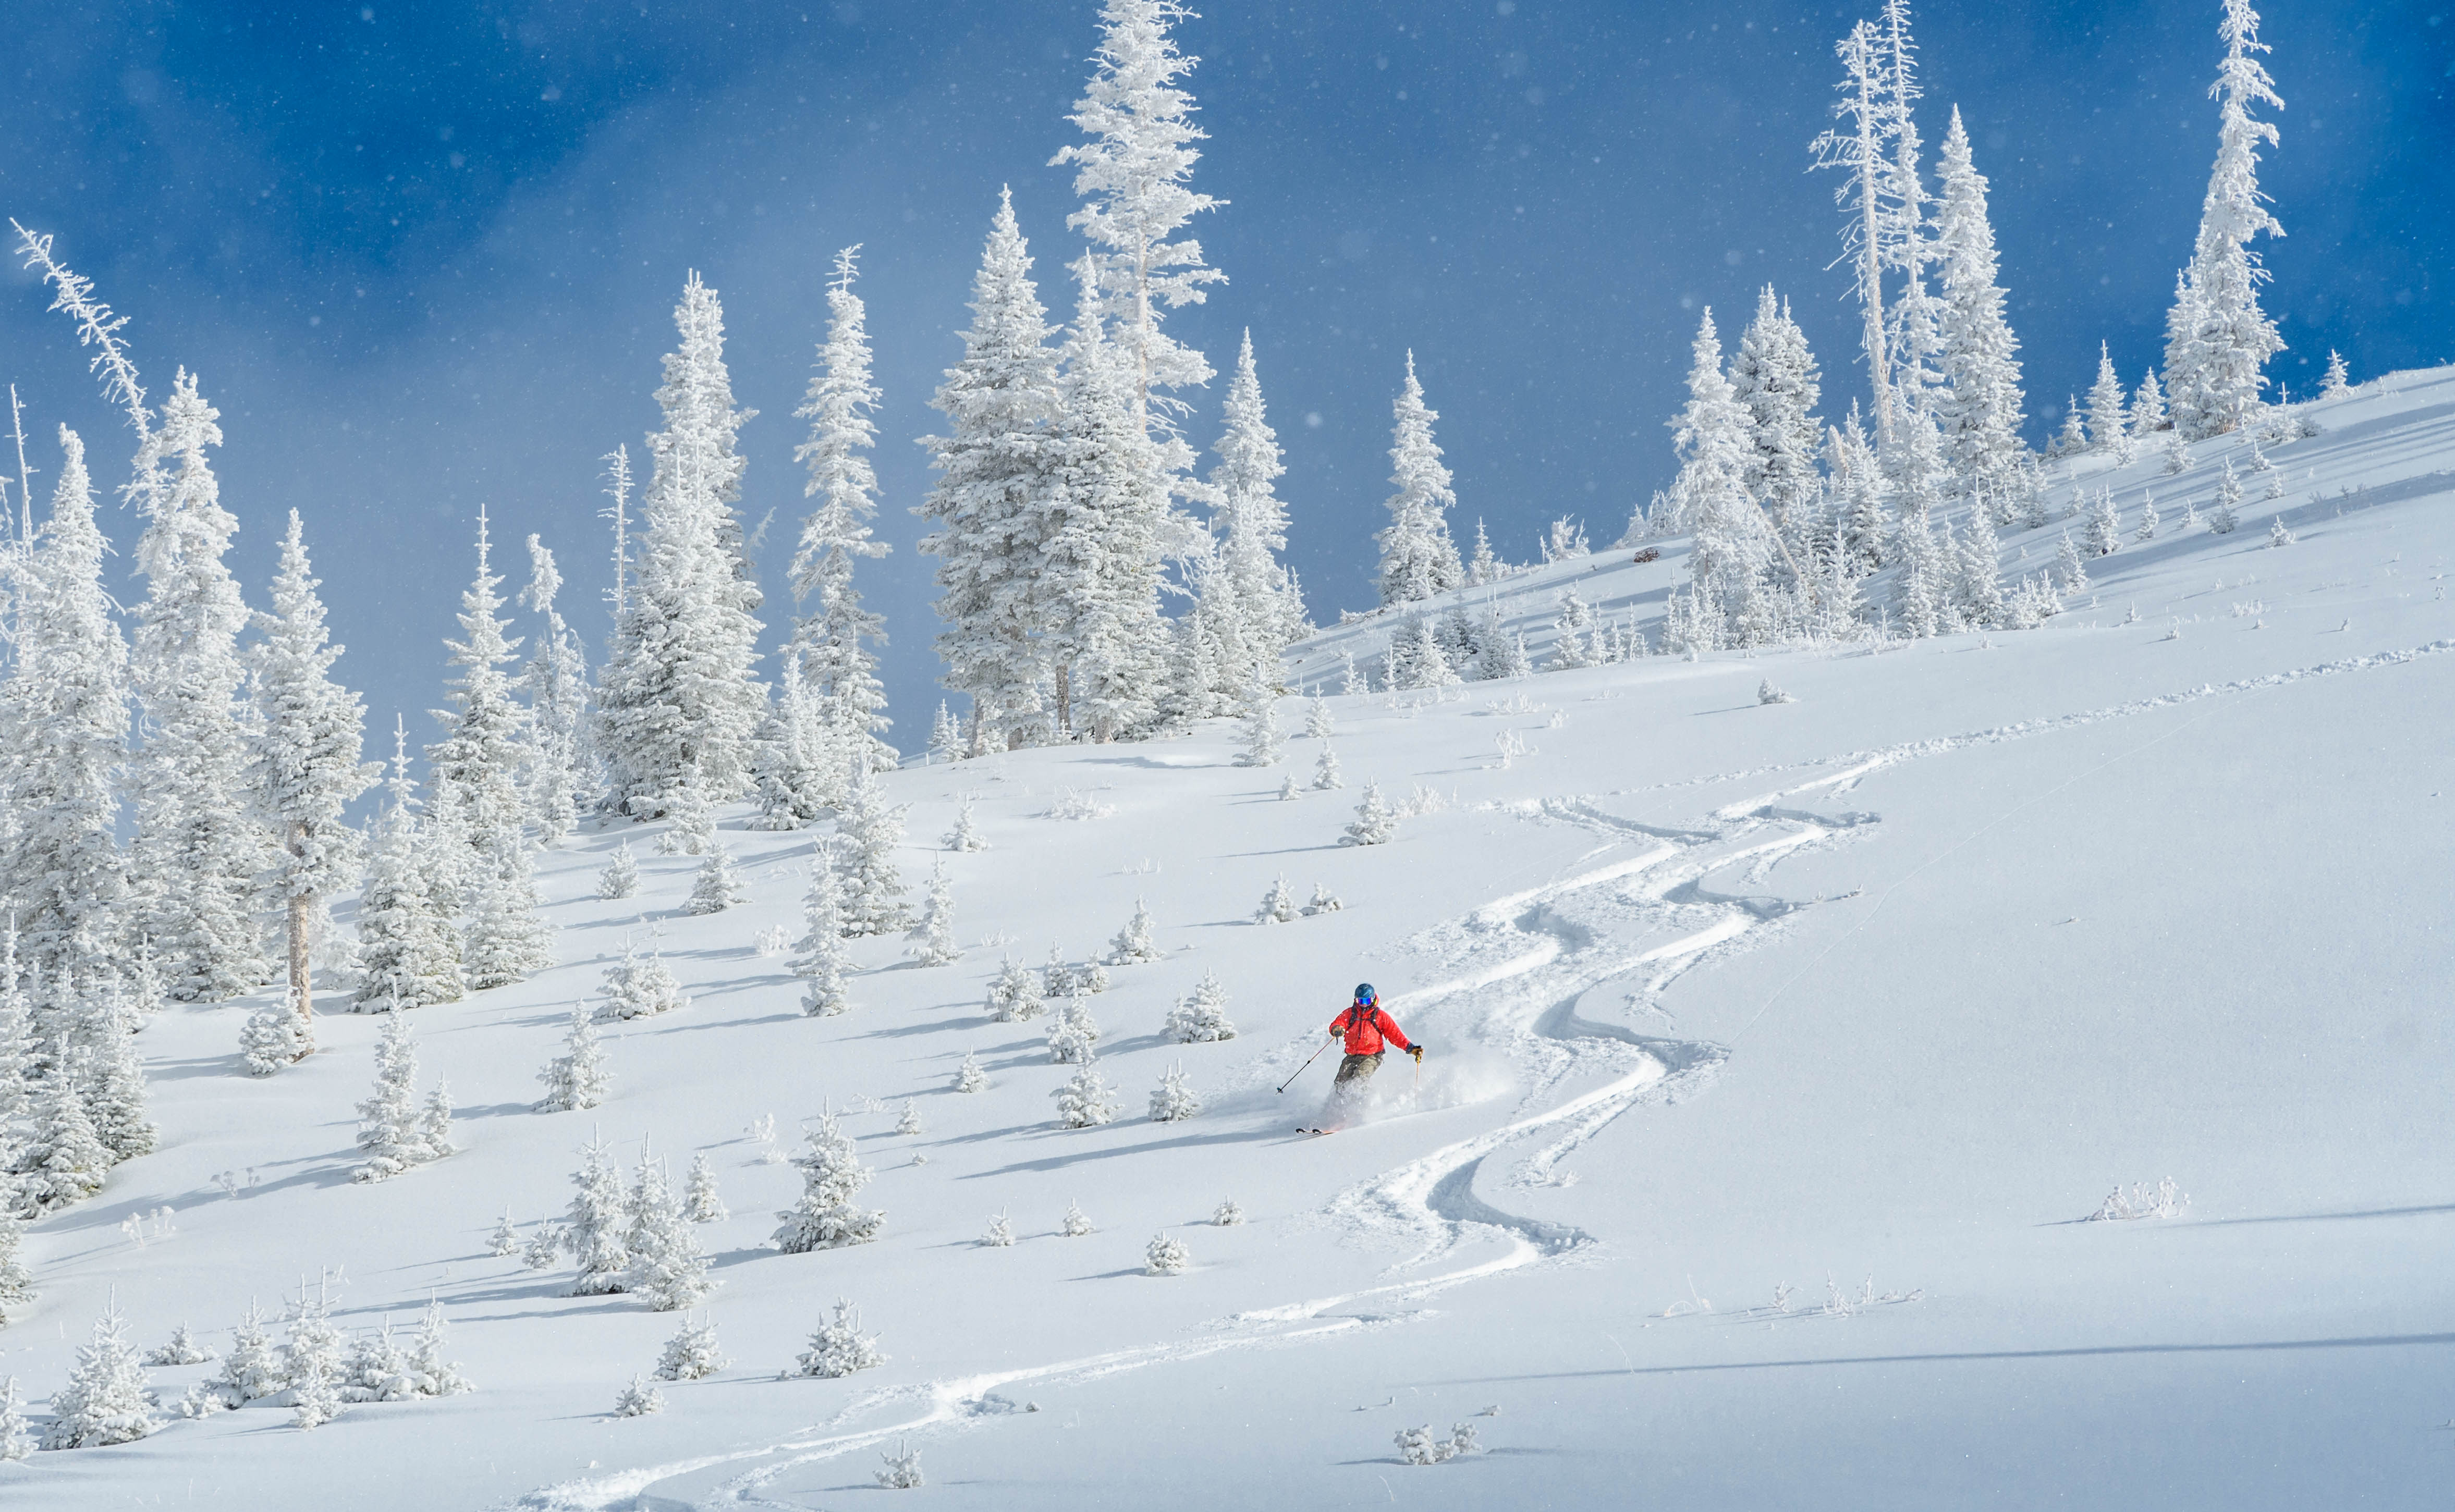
[[1276, 1039, 1333, 1095]]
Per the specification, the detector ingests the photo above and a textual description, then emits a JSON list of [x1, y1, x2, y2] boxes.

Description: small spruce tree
[[1147, 1062, 1201, 1122], [773, 1112, 884, 1252], [1341, 779, 1399, 846], [1164, 970, 1237, 1042], [792, 1298, 884, 1378], [1107, 896, 1164, 964], [44, 1300, 159, 1448], [536, 1002, 613, 1112], [1052, 1059, 1120, 1128]]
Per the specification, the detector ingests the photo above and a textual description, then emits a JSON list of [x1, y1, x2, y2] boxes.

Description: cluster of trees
[[1647, 0, 2295, 654]]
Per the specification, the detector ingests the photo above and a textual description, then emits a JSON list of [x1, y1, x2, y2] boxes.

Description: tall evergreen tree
[[1811, 19, 1901, 435], [2085, 343, 2131, 451], [425, 507, 529, 878], [352, 723, 463, 1012], [1727, 288, 1825, 540], [791, 246, 896, 775], [1375, 352, 1464, 606], [247, 511, 378, 1045], [517, 535, 591, 844], [1931, 108, 2026, 510], [597, 273, 768, 816], [0, 428, 128, 1007], [2166, 0, 2285, 439], [1669, 313, 1775, 648], [1210, 330, 1301, 689], [125, 371, 268, 1003], [917, 189, 1065, 754]]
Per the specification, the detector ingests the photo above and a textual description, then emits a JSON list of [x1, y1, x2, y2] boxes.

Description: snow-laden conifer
[[1165, 969, 1238, 1042], [1107, 896, 1163, 964], [683, 1153, 726, 1223], [1212, 1198, 1243, 1226], [1060, 1200, 1094, 1237], [353, 1012, 438, 1183], [0, 933, 31, 1127], [0, 428, 128, 1010], [1669, 312, 1778, 647], [1053, 1059, 1121, 1128], [613, 1375, 664, 1417], [1810, 19, 1899, 429], [206, 1301, 285, 1408], [917, 189, 1064, 753], [125, 371, 269, 1004], [518, 535, 592, 843], [1303, 696, 1334, 740], [1143, 1232, 1190, 1276], [1254, 874, 1305, 926], [463, 827, 554, 990], [1212, 330, 1303, 681], [1312, 743, 1344, 792], [1729, 286, 1825, 537], [905, 859, 961, 967], [748, 653, 840, 830], [792, 1298, 883, 1378], [76, 981, 155, 1163], [597, 941, 688, 1022], [143, 1323, 214, 1367], [655, 1314, 726, 1380], [926, 701, 959, 764], [248, 510, 378, 1042], [2132, 368, 2171, 436], [773, 1112, 883, 1252], [943, 795, 990, 852], [895, 1100, 923, 1137], [2167, 0, 2286, 439], [0, 1211, 34, 1324], [1951, 512, 2007, 631], [339, 1322, 415, 1404], [791, 247, 897, 773], [2086, 489, 2122, 557], [566, 1133, 632, 1295], [1932, 111, 2025, 507], [489, 1210, 521, 1257], [2138, 490, 2162, 541], [792, 857, 853, 1017], [1342, 779, 1399, 846], [537, 1002, 612, 1113], [1046, 993, 1103, 1065], [597, 841, 640, 900], [1147, 1061, 1200, 1122], [426, 509, 531, 884], [953, 1051, 990, 1093], [624, 1146, 714, 1311], [522, 1222, 566, 1271], [979, 1211, 1015, 1248], [683, 845, 746, 916], [2319, 350, 2350, 399], [1377, 353, 1464, 605], [354, 726, 464, 1012], [280, 1276, 347, 1430], [597, 272, 768, 816], [833, 768, 911, 936], [2054, 531, 2090, 595], [2208, 459, 2243, 534], [0, 1376, 30, 1460], [1387, 611, 1457, 690], [1304, 882, 1344, 916], [1235, 673, 1284, 765], [42, 1300, 157, 1448], [2086, 344, 2130, 453], [405, 1296, 473, 1398], [20, 1052, 110, 1212]]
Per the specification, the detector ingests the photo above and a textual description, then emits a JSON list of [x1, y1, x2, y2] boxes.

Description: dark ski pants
[[1334, 1051, 1385, 1086]]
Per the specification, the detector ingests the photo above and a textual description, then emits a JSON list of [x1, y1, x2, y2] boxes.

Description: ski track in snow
[[499, 635, 2455, 1510]]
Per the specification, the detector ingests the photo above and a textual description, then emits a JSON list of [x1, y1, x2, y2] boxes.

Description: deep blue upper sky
[[4, 1, 2448, 751]]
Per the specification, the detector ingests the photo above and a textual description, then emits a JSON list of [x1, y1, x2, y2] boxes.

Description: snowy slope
[[6, 371, 2454, 1510]]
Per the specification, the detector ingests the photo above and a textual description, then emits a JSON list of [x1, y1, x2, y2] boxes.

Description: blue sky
[[3, 1, 2448, 752]]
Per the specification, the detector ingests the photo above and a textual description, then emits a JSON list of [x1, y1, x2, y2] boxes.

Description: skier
[[1326, 984, 1420, 1096]]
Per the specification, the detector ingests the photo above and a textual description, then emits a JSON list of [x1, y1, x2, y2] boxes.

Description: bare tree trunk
[[1054, 663, 1071, 741], [286, 822, 316, 1056]]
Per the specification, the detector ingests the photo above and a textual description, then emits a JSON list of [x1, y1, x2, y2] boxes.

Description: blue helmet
[[1354, 983, 1376, 1005]]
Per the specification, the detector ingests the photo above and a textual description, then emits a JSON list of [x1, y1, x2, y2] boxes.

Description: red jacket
[[1330, 1004, 1411, 1055]]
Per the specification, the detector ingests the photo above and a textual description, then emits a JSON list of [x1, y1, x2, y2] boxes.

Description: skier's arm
[[1376, 1010, 1413, 1053]]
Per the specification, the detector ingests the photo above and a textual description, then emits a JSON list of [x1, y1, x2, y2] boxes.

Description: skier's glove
[[1409, 1046, 1424, 1063]]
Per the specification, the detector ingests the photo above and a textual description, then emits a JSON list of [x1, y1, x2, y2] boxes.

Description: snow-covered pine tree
[[748, 651, 840, 830], [597, 272, 768, 817], [2054, 530, 2090, 594], [1060, 1200, 1094, 1236], [773, 1111, 883, 1252], [1147, 1061, 1200, 1122], [1107, 896, 1164, 964], [1211, 330, 1303, 684], [406, 1297, 472, 1397], [1669, 312, 1778, 648], [1342, 780, 1398, 846], [1167, 967, 1238, 1042], [791, 246, 897, 775], [2137, 489, 2162, 540], [1143, 1231, 1190, 1275], [2056, 402, 2088, 461], [339, 1322, 414, 1404], [953, 1051, 990, 1092], [1728, 286, 1825, 539], [596, 940, 688, 1021], [355, 729, 465, 1015], [2131, 367, 2171, 437], [792, 1298, 883, 1378], [0, 931, 38, 1132], [463, 826, 553, 990], [426, 507, 532, 880], [0, 1210, 34, 1325], [2167, 0, 2286, 439], [247, 510, 378, 1048], [1052, 1058, 1120, 1128], [75, 981, 154, 1163], [917, 189, 1063, 755], [281, 1275, 347, 1430], [536, 1002, 612, 1113], [655, 1314, 726, 1380], [41, 1300, 157, 1449], [926, 700, 959, 765], [143, 1323, 214, 1367], [125, 371, 270, 1004], [1951, 509, 2006, 630], [943, 794, 990, 852], [2208, 458, 2243, 533], [0, 428, 128, 1019], [0, 1376, 29, 1460], [2086, 489, 2122, 556], [1046, 991, 1102, 1064], [1254, 874, 1299, 924], [613, 1374, 664, 1417], [905, 859, 960, 967], [517, 535, 592, 843], [210, 1301, 286, 1408], [353, 1011, 437, 1183], [566, 1132, 632, 1295], [489, 1210, 521, 1256], [683, 845, 745, 916], [1376, 352, 1465, 606], [833, 767, 911, 936], [20, 1050, 110, 1212], [1385, 610, 1456, 691], [2086, 343, 2130, 453], [1810, 15, 1915, 434], [2319, 349, 2350, 399], [1235, 669, 1285, 765], [1303, 695, 1334, 740], [793, 858, 853, 1017], [624, 1146, 714, 1311], [1931, 110, 2026, 508], [1312, 742, 1345, 792], [1303, 882, 1343, 915], [985, 955, 1043, 1022], [598, 840, 640, 900], [683, 1153, 726, 1222]]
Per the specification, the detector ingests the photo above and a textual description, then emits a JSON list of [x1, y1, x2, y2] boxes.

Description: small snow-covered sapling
[[792, 1299, 884, 1379], [1107, 896, 1165, 964], [1052, 1060, 1120, 1128], [981, 1212, 1015, 1248], [613, 1375, 665, 1417], [683, 1153, 727, 1223], [1341, 779, 1398, 846], [654, 1314, 726, 1381], [1254, 875, 1300, 924], [1163, 972, 1237, 1043], [875, 1440, 925, 1490], [1756, 679, 1796, 706], [1303, 883, 1344, 916], [597, 841, 640, 901], [1147, 1062, 1201, 1123], [1277, 776, 1302, 801], [144, 1324, 215, 1367], [1312, 743, 1343, 791], [1060, 1201, 1094, 1237], [895, 1100, 924, 1137], [1212, 1198, 1243, 1227], [1144, 1232, 1190, 1275], [953, 1051, 990, 1093], [488, 1210, 521, 1257], [682, 845, 746, 915]]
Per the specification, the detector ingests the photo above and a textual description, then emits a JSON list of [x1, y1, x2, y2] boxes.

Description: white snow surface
[[9, 373, 2455, 1507]]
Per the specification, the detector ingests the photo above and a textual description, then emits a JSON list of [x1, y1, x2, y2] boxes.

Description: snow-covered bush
[[144, 1324, 214, 1367], [1042, 786, 1114, 821], [597, 841, 640, 900], [654, 1315, 725, 1381], [613, 1375, 664, 1417], [1757, 679, 1796, 706], [1164, 971, 1237, 1043], [1046, 994, 1102, 1064], [1212, 1197, 1244, 1227], [1254, 875, 1299, 924], [981, 1212, 1015, 1247], [536, 1001, 612, 1112], [985, 955, 1044, 1022], [1060, 1201, 1093, 1237], [894, 1100, 924, 1136], [773, 1112, 884, 1252], [1107, 896, 1164, 964], [792, 1299, 884, 1378], [953, 1051, 990, 1093], [2086, 1176, 2188, 1222], [1303, 883, 1345, 916], [1144, 1232, 1190, 1275], [599, 941, 688, 1022], [1341, 780, 1399, 845], [1147, 1062, 1201, 1122], [1052, 1061, 1120, 1129], [876, 1440, 924, 1490], [1396, 1422, 1482, 1465], [943, 795, 989, 852]]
